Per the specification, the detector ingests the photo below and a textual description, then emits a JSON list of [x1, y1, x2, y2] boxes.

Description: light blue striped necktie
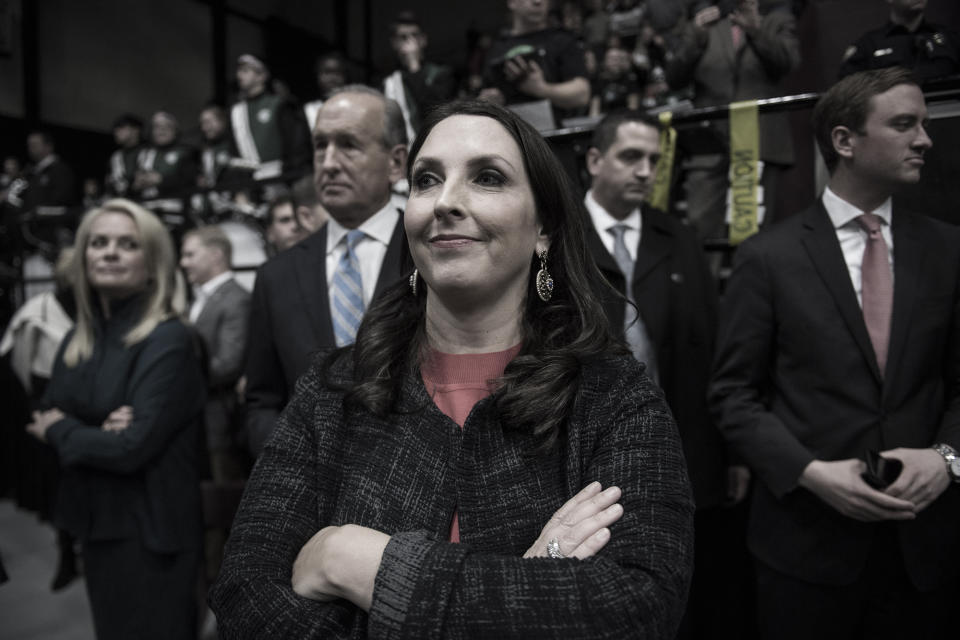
[[608, 223, 658, 382], [331, 229, 365, 347]]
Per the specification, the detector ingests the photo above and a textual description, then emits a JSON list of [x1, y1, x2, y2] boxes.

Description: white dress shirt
[[325, 201, 401, 309], [190, 270, 235, 323], [584, 190, 642, 261], [821, 187, 894, 308]]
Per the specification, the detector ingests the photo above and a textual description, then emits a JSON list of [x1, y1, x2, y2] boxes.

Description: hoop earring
[[535, 249, 553, 302], [409, 269, 418, 296]]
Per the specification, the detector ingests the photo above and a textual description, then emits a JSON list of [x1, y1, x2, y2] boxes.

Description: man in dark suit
[[244, 86, 411, 456], [181, 225, 251, 482], [584, 110, 753, 638], [710, 67, 960, 638]]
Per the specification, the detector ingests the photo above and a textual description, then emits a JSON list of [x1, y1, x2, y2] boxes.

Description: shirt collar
[[326, 200, 400, 255], [584, 190, 642, 235], [197, 270, 234, 298], [822, 186, 892, 230]]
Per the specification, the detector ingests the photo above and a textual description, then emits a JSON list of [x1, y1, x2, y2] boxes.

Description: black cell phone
[[861, 449, 903, 490]]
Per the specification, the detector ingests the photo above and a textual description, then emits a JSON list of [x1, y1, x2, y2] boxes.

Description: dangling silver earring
[[535, 249, 553, 302], [409, 269, 418, 296]]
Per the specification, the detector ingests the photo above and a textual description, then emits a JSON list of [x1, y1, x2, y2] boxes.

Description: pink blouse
[[421, 343, 522, 542]]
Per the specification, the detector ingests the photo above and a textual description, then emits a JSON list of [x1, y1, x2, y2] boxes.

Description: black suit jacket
[[587, 206, 725, 508], [244, 211, 411, 455], [710, 202, 960, 589]]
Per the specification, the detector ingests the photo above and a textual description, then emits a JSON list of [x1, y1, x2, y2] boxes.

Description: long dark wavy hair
[[334, 100, 626, 449]]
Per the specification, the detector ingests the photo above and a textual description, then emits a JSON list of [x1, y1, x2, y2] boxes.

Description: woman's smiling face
[[405, 115, 548, 311]]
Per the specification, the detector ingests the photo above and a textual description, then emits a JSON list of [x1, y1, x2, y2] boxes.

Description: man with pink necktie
[[711, 67, 960, 639]]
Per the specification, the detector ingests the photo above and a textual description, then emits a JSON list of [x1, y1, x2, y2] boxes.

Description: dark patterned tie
[[856, 213, 893, 375]]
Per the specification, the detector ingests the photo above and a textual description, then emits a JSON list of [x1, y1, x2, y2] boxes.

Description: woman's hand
[[524, 481, 624, 559], [25, 408, 66, 443], [292, 524, 390, 611], [101, 405, 134, 432]]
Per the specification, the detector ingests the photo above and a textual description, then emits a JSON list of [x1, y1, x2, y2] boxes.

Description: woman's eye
[[118, 239, 140, 251], [89, 237, 107, 248], [476, 170, 505, 187], [413, 172, 440, 190]]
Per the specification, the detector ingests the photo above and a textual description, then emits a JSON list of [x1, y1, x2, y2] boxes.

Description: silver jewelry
[[409, 269, 418, 296], [535, 249, 554, 302], [933, 443, 960, 483], [546, 538, 564, 559]]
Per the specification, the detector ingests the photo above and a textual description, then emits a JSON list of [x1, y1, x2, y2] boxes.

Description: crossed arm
[[211, 364, 693, 639]]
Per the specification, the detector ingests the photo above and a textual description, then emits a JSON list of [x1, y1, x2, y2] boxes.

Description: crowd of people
[[1, 1, 959, 639]]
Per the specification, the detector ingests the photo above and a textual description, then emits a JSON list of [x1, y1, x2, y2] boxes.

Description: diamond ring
[[546, 538, 564, 559]]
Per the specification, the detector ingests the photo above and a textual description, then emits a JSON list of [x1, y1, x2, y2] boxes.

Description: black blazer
[[586, 206, 725, 508], [710, 202, 960, 589], [244, 212, 411, 455]]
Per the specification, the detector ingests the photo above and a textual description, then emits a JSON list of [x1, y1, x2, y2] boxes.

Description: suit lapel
[[800, 203, 882, 383], [293, 226, 334, 345], [195, 280, 228, 330], [584, 221, 626, 338], [373, 209, 408, 297], [884, 208, 922, 388], [586, 222, 621, 281], [634, 210, 671, 284], [632, 210, 672, 346]]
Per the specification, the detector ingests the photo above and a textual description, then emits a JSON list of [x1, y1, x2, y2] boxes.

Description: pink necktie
[[857, 213, 893, 375], [731, 24, 744, 50]]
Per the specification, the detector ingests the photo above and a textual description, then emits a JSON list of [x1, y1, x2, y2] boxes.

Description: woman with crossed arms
[[212, 101, 693, 638]]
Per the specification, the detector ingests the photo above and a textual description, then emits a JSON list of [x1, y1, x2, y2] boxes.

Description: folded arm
[[43, 323, 204, 473]]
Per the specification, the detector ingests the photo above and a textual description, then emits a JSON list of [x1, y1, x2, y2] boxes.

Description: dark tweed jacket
[[210, 351, 694, 639]]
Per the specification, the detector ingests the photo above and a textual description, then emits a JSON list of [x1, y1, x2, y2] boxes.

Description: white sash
[[230, 101, 261, 164]]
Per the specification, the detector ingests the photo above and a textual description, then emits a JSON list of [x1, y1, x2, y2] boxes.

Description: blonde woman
[[27, 198, 205, 640]]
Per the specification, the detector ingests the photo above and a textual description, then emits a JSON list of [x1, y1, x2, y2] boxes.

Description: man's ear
[[585, 147, 602, 177], [389, 144, 409, 184], [831, 125, 856, 162]]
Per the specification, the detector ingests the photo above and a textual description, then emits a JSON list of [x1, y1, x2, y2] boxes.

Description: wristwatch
[[932, 444, 960, 483]]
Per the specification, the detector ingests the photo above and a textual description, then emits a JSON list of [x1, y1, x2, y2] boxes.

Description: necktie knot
[[608, 223, 628, 241], [345, 229, 365, 251], [856, 212, 883, 237]]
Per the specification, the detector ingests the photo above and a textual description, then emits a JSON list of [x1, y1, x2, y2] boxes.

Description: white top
[[584, 190, 642, 262], [190, 271, 235, 323], [325, 201, 401, 308], [821, 186, 894, 308]]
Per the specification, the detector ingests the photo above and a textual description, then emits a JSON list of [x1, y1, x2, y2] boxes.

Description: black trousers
[[755, 524, 957, 640], [84, 537, 199, 640]]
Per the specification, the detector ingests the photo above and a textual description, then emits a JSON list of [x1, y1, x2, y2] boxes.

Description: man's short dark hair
[[589, 109, 662, 154], [184, 225, 233, 266], [812, 67, 920, 173], [28, 130, 55, 148], [112, 113, 144, 130], [266, 194, 296, 227], [315, 51, 346, 75], [390, 10, 423, 38], [200, 103, 226, 119]]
